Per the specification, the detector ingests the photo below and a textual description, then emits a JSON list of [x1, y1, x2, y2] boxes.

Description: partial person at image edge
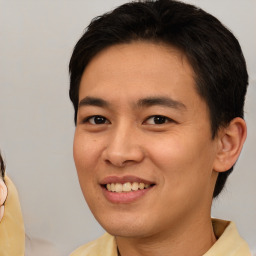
[[0, 153, 61, 256], [0, 152, 25, 256]]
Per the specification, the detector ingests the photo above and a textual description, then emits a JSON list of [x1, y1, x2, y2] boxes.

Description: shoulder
[[70, 233, 117, 256], [204, 219, 251, 256]]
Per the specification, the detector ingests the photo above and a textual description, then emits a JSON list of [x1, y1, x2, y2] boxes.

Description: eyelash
[[83, 115, 110, 125], [144, 115, 174, 125], [82, 115, 174, 125]]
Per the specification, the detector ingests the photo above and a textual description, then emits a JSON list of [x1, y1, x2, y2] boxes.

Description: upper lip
[[100, 175, 155, 185]]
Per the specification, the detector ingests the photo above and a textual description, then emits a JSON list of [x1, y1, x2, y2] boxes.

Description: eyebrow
[[78, 96, 109, 108], [78, 96, 186, 110], [137, 96, 186, 110]]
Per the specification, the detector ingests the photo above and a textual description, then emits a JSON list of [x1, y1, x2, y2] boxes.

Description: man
[[69, 0, 251, 255]]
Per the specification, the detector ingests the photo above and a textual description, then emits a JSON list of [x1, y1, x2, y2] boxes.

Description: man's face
[[73, 42, 219, 238]]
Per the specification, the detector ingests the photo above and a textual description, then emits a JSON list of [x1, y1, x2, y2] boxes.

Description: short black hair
[[69, 0, 248, 198]]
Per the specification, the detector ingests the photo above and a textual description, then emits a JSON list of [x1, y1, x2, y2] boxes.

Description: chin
[[105, 224, 149, 238], [96, 213, 151, 238]]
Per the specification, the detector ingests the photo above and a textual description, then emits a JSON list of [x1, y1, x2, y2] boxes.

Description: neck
[[116, 217, 216, 256]]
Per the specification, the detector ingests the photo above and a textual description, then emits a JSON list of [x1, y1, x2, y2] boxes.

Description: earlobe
[[0, 179, 8, 222], [213, 117, 247, 173]]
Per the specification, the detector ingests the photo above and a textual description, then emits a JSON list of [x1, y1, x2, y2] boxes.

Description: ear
[[0, 179, 7, 206], [0, 179, 8, 222], [213, 117, 247, 173]]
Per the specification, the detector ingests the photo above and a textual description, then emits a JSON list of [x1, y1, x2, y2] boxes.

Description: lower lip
[[101, 186, 154, 204]]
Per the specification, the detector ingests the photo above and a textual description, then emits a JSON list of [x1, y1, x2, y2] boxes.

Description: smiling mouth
[[104, 182, 155, 193]]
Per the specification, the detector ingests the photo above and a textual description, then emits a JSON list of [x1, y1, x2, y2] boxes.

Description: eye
[[85, 115, 110, 125], [144, 115, 172, 125]]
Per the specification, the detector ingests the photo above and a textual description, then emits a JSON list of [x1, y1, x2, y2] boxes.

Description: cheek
[[147, 133, 215, 186], [73, 132, 98, 178], [147, 136, 216, 218], [147, 135, 190, 172], [73, 132, 101, 203]]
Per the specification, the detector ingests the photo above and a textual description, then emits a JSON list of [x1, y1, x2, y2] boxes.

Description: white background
[[0, 0, 255, 255]]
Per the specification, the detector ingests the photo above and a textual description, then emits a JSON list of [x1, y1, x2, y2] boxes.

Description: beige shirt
[[70, 219, 251, 256]]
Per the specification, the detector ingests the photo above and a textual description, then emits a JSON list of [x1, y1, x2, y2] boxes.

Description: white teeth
[[106, 182, 151, 192], [115, 183, 123, 193], [122, 182, 132, 192], [139, 182, 144, 190], [131, 182, 139, 191], [111, 183, 116, 192]]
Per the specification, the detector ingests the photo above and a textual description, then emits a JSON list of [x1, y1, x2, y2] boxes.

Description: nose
[[102, 124, 145, 167]]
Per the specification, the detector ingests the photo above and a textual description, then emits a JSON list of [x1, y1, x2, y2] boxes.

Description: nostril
[[104, 158, 127, 167], [104, 159, 111, 165]]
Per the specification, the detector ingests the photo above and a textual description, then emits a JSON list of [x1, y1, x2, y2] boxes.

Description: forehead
[[79, 42, 199, 106]]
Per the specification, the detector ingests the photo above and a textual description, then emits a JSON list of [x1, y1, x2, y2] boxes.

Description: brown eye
[[87, 115, 109, 125], [145, 115, 170, 125]]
